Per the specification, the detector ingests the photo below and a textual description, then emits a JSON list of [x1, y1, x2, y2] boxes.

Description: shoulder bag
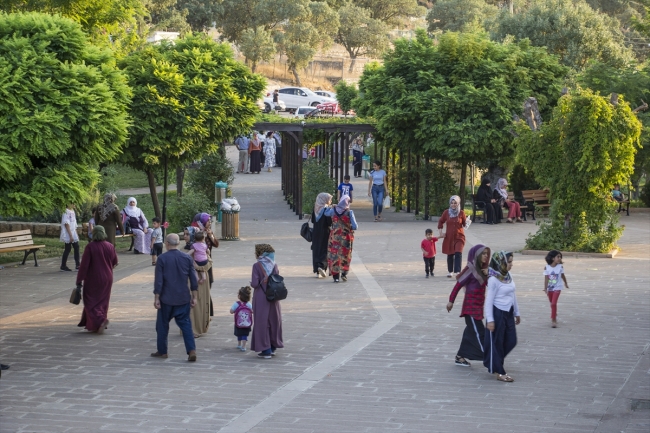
[[257, 262, 288, 302], [300, 215, 312, 242]]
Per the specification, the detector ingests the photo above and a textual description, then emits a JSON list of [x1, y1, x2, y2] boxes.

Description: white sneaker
[[318, 268, 327, 279], [447, 273, 453, 278]]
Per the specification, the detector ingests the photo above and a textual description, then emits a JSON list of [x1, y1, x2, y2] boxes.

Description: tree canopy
[[427, 0, 498, 33], [0, 12, 131, 217], [492, 0, 634, 69], [335, 2, 390, 71], [118, 35, 265, 217], [515, 88, 641, 252], [354, 30, 568, 202]]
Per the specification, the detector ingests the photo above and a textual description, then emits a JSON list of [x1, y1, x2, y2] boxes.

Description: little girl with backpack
[[230, 286, 253, 352]]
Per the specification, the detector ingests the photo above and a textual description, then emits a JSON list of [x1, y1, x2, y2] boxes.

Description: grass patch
[[107, 164, 150, 190], [0, 236, 138, 265]]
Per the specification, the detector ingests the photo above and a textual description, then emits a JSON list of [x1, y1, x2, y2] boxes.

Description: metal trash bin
[[362, 155, 371, 178], [221, 210, 240, 240]]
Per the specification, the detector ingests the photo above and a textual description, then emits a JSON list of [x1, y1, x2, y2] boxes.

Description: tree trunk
[[251, 61, 257, 73], [485, 163, 508, 190], [176, 166, 185, 198], [348, 56, 356, 73], [146, 170, 161, 219], [290, 66, 302, 86], [508, 0, 514, 14], [459, 162, 468, 209]]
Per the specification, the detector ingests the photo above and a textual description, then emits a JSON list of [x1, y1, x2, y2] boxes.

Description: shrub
[[167, 189, 216, 232], [508, 164, 540, 198], [640, 183, 650, 207], [303, 158, 337, 214], [186, 151, 235, 202]]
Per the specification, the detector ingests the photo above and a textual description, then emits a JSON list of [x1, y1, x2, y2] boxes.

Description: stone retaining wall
[[0, 221, 86, 238]]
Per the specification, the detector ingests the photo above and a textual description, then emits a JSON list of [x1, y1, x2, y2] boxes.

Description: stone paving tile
[[1, 148, 648, 432]]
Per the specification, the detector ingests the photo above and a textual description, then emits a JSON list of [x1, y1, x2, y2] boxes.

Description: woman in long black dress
[[477, 178, 502, 224], [311, 193, 332, 278]]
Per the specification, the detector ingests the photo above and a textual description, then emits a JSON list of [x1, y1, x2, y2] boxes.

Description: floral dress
[[263, 138, 276, 168], [327, 210, 354, 275]]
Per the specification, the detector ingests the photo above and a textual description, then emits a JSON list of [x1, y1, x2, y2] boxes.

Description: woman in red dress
[[325, 196, 358, 283], [438, 195, 467, 278], [76, 226, 118, 334]]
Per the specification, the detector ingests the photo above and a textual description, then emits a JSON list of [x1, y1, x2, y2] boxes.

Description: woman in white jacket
[[483, 251, 521, 382]]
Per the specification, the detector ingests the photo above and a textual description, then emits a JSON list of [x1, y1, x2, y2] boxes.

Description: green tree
[[579, 60, 650, 198], [354, 31, 568, 205], [239, 27, 276, 72], [0, 12, 131, 217], [354, 0, 425, 26], [631, 0, 650, 38], [145, 0, 191, 33], [176, 0, 220, 31], [427, 0, 498, 33], [119, 35, 265, 218], [276, 0, 339, 85], [493, 0, 634, 69], [335, 3, 390, 72], [334, 80, 358, 115], [515, 88, 641, 252]]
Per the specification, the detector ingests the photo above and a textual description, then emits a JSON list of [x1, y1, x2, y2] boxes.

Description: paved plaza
[[1, 147, 649, 433]]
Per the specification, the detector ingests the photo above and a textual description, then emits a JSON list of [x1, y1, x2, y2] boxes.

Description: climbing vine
[[515, 88, 642, 252]]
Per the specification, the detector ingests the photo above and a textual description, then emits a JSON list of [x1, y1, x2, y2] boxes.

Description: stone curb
[[521, 248, 618, 258]]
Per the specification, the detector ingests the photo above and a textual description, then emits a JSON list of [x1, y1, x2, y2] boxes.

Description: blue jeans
[[371, 184, 385, 216], [156, 302, 196, 355]]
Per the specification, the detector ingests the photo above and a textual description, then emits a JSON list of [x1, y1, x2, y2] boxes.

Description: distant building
[[147, 31, 180, 44]]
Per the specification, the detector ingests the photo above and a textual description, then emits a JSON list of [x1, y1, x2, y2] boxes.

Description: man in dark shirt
[[151, 233, 198, 361]]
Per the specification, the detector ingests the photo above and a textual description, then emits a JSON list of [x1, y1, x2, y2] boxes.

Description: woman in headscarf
[[496, 178, 523, 223], [191, 212, 219, 287], [264, 131, 276, 172], [94, 193, 122, 246], [248, 132, 262, 174], [446, 244, 491, 367], [437, 195, 467, 278], [250, 244, 283, 359], [182, 225, 213, 337], [311, 193, 333, 278], [121, 197, 150, 254], [483, 251, 520, 382], [325, 195, 358, 283], [75, 226, 118, 334], [476, 178, 502, 224]]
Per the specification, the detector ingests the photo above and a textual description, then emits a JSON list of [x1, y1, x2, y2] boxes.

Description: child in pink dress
[[189, 231, 210, 283]]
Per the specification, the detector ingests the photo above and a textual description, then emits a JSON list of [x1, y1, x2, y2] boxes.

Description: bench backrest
[[0, 230, 35, 250], [522, 189, 549, 202]]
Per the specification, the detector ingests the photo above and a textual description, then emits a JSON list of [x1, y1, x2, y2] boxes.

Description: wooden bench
[[614, 193, 630, 216], [0, 230, 46, 267], [521, 189, 551, 220], [473, 192, 520, 222]]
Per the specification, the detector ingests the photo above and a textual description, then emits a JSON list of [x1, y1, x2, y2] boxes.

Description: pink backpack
[[234, 301, 253, 328]]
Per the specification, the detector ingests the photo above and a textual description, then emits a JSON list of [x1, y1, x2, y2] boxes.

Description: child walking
[[338, 175, 354, 203], [544, 250, 569, 328], [189, 231, 210, 283], [60, 203, 80, 272], [230, 286, 253, 351], [149, 217, 163, 266], [421, 228, 438, 278]]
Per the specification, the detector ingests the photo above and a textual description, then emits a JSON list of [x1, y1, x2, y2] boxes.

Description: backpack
[[257, 262, 288, 302], [234, 301, 253, 328]]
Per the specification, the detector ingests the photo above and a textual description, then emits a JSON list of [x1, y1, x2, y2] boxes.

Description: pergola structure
[[253, 122, 376, 219]]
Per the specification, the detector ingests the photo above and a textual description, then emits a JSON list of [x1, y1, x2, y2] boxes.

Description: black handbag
[[300, 215, 312, 242], [69, 284, 82, 305]]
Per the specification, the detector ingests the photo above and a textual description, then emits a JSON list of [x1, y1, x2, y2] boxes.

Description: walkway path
[[1, 146, 648, 433]]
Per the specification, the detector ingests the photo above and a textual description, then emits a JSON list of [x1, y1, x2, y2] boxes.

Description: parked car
[[258, 94, 286, 113], [277, 87, 335, 112], [314, 90, 336, 100], [294, 106, 319, 119], [316, 102, 355, 116]]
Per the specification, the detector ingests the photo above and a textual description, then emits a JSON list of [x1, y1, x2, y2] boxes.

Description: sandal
[[506, 219, 513, 223], [374, 217, 378, 222], [496, 374, 514, 382]]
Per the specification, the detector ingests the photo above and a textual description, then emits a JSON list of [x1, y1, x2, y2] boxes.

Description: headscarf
[[497, 178, 509, 200], [448, 195, 461, 218], [184, 226, 196, 250], [91, 225, 107, 242], [335, 195, 350, 214], [192, 213, 211, 230], [255, 244, 276, 276], [123, 197, 140, 218], [99, 193, 118, 221], [456, 244, 490, 286], [489, 250, 513, 283], [479, 177, 491, 191], [314, 192, 332, 221]]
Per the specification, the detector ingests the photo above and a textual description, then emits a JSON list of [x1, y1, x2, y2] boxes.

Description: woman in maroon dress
[[438, 195, 467, 278], [250, 243, 283, 359], [76, 226, 118, 334]]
